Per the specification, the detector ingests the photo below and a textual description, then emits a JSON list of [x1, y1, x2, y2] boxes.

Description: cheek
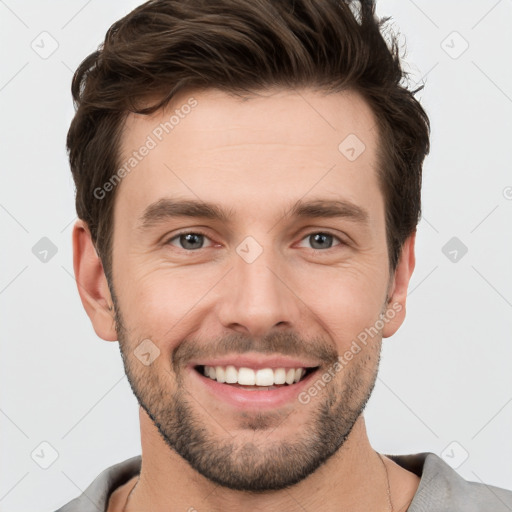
[[297, 263, 387, 347], [115, 265, 221, 342], [115, 246, 388, 353]]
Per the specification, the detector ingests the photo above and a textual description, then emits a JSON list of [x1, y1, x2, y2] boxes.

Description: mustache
[[171, 331, 339, 373]]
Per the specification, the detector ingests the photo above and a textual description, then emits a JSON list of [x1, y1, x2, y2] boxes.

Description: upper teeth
[[203, 365, 307, 385]]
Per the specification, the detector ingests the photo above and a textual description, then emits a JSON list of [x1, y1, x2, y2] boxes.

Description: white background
[[1, 0, 511, 510]]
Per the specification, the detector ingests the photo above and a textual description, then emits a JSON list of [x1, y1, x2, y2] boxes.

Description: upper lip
[[189, 354, 321, 371]]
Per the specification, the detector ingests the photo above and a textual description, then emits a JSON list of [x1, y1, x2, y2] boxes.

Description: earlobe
[[72, 219, 118, 342], [382, 231, 416, 338]]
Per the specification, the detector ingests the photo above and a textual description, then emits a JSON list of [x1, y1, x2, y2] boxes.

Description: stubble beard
[[112, 290, 383, 492]]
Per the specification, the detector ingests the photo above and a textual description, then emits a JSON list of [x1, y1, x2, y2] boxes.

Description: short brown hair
[[67, 0, 430, 283]]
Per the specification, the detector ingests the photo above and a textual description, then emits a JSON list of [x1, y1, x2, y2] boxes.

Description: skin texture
[[73, 87, 420, 511]]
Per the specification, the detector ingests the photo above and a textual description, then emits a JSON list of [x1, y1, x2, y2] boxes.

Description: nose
[[216, 243, 301, 338]]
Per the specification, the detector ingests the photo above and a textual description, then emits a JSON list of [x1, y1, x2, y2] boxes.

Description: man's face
[[109, 88, 398, 491]]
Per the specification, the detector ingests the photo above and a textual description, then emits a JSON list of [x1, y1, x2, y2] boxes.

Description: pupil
[[182, 233, 203, 250], [311, 233, 331, 249]]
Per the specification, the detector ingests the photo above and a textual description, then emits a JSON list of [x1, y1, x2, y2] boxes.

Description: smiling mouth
[[194, 364, 320, 390]]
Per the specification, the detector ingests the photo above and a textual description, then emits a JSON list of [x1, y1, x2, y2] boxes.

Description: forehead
[[116, 87, 383, 228], [122, 87, 377, 155]]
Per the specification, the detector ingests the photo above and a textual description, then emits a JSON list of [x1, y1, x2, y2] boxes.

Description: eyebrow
[[137, 197, 369, 231]]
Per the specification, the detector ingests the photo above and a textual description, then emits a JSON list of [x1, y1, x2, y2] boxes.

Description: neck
[[122, 410, 401, 512]]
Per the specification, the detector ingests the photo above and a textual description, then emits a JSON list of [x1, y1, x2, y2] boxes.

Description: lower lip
[[189, 366, 320, 410]]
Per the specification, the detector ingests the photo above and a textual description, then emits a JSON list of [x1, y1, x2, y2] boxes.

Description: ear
[[72, 219, 117, 341], [382, 231, 416, 338]]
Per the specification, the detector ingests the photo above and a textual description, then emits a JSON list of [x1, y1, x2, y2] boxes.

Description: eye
[[166, 231, 214, 251], [165, 230, 345, 252], [297, 232, 344, 251]]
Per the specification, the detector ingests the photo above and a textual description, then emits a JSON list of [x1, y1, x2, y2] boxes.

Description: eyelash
[[165, 230, 346, 252]]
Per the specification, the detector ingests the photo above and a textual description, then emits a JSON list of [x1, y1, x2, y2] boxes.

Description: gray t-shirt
[[55, 452, 512, 511]]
